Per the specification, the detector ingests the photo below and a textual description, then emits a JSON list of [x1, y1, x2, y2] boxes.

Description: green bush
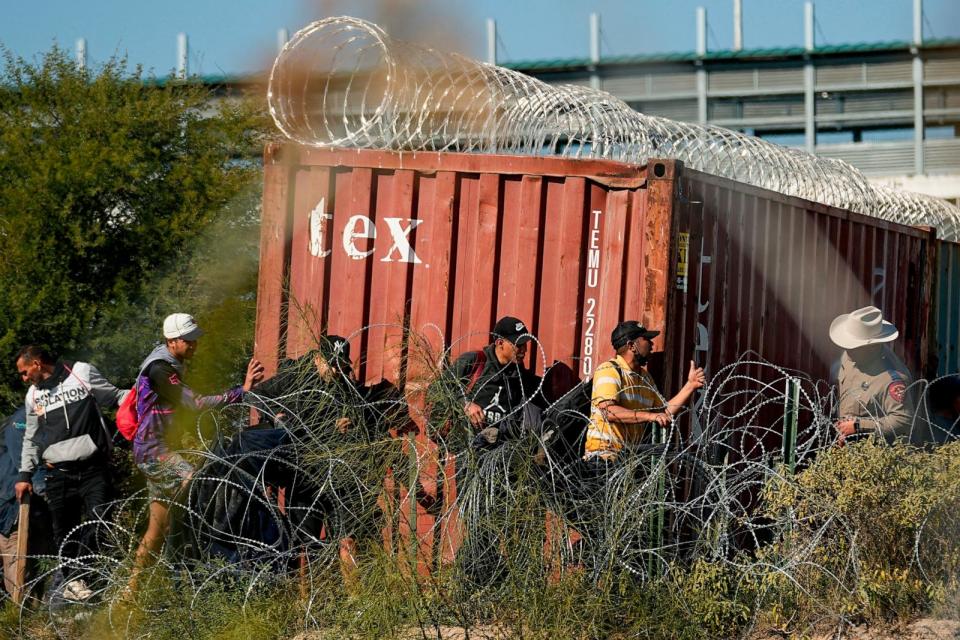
[[760, 440, 960, 625]]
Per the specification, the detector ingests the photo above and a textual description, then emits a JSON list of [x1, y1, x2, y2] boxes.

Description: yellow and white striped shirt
[[585, 355, 661, 460]]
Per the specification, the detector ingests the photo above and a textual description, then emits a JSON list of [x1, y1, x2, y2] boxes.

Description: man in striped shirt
[[585, 321, 705, 462]]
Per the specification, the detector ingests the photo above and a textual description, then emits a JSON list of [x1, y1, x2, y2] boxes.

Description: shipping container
[[253, 143, 940, 571], [664, 166, 935, 456], [255, 144, 936, 393]]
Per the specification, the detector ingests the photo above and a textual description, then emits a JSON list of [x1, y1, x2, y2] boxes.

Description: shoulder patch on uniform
[[887, 380, 906, 403], [169, 373, 180, 385]]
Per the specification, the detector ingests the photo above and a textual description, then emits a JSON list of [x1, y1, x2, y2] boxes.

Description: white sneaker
[[62, 579, 94, 602]]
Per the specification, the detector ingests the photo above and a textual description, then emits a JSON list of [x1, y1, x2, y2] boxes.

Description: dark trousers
[[44, 465, 110, 581]]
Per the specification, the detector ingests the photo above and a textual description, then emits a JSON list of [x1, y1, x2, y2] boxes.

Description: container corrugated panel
[[934, 239, 960, 376]]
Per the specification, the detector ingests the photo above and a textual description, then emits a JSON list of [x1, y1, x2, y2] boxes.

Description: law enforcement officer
[[829, 306, 915, 444]]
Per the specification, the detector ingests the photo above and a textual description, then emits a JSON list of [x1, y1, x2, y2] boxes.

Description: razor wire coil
[[267, 17, 960, 242]]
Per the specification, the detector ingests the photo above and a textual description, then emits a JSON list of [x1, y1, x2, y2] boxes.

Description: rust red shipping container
[[255, 144, 942, 573], [256, 144, 937, 390]]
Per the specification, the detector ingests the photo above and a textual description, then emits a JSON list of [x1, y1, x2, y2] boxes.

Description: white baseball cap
[[163, 313, 204, 341]]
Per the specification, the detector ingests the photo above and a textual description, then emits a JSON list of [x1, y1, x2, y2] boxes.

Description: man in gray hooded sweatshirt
[[14, 345, 127, 601]]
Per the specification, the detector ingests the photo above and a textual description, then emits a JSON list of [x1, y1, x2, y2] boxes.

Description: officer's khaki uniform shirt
[[837, 349, 914, 443]]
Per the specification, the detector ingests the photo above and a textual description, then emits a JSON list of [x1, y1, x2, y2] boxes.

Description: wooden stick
[[13, 493, 29, 605]]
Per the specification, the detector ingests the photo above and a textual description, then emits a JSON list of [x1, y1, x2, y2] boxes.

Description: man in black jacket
[[253, 334, 359, 435], [449, 316, 546, 447], [248, 334, 403, 587], [14, 345, 126, 601]]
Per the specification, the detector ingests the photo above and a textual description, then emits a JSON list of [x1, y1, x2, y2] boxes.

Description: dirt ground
[[294, 619, 960, 639], [752, 618, 960, 640]]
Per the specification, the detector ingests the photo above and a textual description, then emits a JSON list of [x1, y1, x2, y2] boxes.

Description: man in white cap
[[829, 305, 914, 444], [127, 312, 263, 592]]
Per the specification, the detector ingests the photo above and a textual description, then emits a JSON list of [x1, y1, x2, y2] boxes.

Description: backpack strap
[[466, 350, 487, 393], [62, 363, 115, 449], [606, 359, 627, 386]]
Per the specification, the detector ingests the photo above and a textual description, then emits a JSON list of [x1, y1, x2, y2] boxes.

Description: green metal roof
[[501, 37, 960, 72], [146, 73, 261, 88]]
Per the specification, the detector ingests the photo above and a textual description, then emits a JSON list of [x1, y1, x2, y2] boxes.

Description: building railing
[[815, 138, 960, 176]]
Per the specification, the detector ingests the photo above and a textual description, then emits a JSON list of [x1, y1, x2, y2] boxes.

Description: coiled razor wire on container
[[267, 16, 960, 242], [10, 324, 960, 637]]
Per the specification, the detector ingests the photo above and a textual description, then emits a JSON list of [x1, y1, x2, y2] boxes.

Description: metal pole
[[277, 28, 289, 55], [696, 7, 707, 56], [177, 32, 189, 79], [803, 2, 815, 153], [733, 0, 743, 51], [589, 13, 600, 90], [486, 18, 497, 65], [406, 434, 419, 571], [782, 377, 800, 474], [647, 427, 667, 579], [696, 7, 707, 124], [75, 38, 87, 71], [913, 0, 923, 46], [913, 0, 924, 174]]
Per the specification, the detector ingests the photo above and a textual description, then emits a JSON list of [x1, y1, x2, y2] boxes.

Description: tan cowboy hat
[[829, 305, 899, 350]]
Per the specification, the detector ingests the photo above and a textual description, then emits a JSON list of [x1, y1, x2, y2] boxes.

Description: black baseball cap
[[317, 334, 351, 366], [492, 316, 532, 346], [611, 320, 660, 349]]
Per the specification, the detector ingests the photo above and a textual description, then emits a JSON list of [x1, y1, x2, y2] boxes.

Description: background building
[[499, 2, 960, 205]]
